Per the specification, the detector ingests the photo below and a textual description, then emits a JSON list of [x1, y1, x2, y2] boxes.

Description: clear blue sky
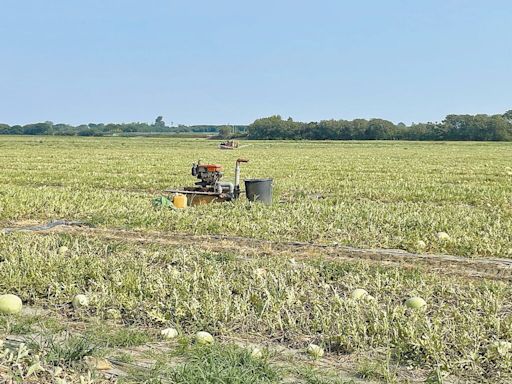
[[1, 0, 511, 126]]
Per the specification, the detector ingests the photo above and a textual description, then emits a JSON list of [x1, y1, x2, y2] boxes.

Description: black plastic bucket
[[245, 178, 273, 205]]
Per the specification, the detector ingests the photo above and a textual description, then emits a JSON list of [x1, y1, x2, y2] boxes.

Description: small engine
[[191, 162, 224, 189], [166, 158, 249, 205]]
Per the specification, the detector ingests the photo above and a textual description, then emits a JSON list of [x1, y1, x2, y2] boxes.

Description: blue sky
[[1, 0, 511, 126]]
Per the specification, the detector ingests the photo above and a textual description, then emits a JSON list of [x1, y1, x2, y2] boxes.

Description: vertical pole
[[234, 159, 248, 199], [235, 160, 241, 189]]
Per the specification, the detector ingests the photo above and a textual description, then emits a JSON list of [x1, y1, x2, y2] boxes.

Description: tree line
[[247, 111, 512, 141], [0, 116, 247, 137], [2, 111, 512, 141]]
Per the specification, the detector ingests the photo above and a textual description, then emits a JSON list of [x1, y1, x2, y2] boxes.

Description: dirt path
[[4, 220, 512, 281]]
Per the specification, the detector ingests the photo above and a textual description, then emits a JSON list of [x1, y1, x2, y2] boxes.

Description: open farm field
[[1, 136, 512, 383], [1, 136, 511, 257]]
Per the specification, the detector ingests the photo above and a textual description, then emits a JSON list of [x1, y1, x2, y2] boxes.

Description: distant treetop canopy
[[1, 111, 511, 141], [0, 118, 247, 137], [247, 111, 512, 141]]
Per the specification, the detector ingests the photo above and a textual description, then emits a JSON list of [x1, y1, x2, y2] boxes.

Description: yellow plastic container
[[173, 193, 187, 209]]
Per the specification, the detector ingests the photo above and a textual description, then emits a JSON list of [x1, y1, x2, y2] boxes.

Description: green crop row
[[1, 136, 511, 257], [0, 233, 511, 382]]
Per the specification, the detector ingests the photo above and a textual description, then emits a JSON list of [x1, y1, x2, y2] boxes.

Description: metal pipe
[[218, 182, 234, 195], [235, 162, 241, 188], [234, 158, 249, 189]]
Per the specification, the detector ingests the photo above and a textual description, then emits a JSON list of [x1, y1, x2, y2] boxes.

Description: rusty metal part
[[163, 188, 233, 205]]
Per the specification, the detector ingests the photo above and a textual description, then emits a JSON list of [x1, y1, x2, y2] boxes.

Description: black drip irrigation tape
[[1, 219, 90, 234], [2, 219, 511, 281]]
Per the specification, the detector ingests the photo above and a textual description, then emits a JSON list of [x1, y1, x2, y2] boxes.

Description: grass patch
[[123, 343, 280, 384], [357, 357, 398, 383], [296, 367, 357, 384], [0, 314, 40, 335], [86, 324, 153, 348], [27, 331, 98, 366], [110, 351, 136, 364]]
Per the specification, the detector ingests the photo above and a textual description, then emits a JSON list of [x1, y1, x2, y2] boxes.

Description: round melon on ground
[[436, 232, 451, 241], [306, 343, 324, 359], [161, 327, 179, 339], [0, 294, 23, 315], [350, 288, 368, 300], [196, 331, 214, 345], [72, 294, 89, 309], [405, 296, 427, 310], [250, 347, 263, 359], [416, 240, 427, 249]]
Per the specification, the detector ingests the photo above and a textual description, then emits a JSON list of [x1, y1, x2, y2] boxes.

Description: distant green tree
[[154, 116, 166, 130], [2, 111, 511, 140], [0, 123, 10, 134], [218, 126, 232, 138], [9, 125, 23, 134], [365, 119, 396, 140], [351, 119, 370, 139], [503, 110, 512, 122], [22, 122, 52, 135]]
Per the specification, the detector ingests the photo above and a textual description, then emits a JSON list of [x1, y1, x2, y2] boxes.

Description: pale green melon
[[72, 294, 89, 309], [161, 328, 179, 339], [350, 288, 368, 300], [416, 240, 426, 249], [0, 294, 22, 315], [436, 232, 451, 241], [196, 331, 214, 345], [250, 347, 263, 359], [406, 296, 427, 310], [306, 343, 324, 359], [490, 341, 512, 356], [106, 308, 122, 319]]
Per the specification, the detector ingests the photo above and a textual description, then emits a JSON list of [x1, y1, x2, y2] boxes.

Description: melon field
[[0, 136, 511, 383]]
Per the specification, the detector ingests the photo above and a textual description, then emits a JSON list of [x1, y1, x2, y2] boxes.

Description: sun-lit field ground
[[1, 136, 511, 257], [1, 136, 512, 383]]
